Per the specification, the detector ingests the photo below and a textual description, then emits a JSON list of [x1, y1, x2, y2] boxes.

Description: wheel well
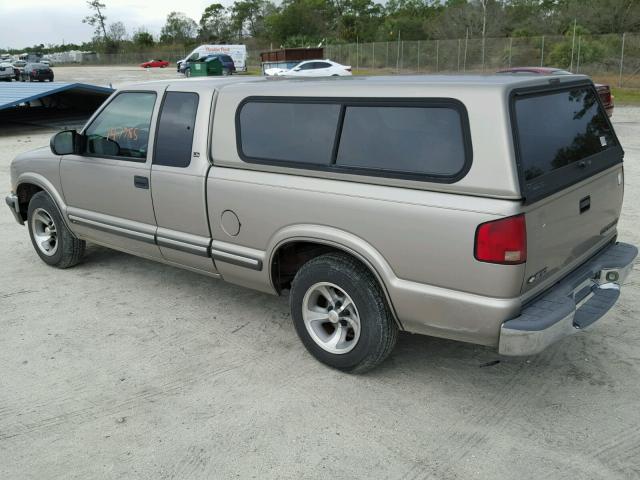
[[16, 183, 42, 221], [271, 241, 383, 294]]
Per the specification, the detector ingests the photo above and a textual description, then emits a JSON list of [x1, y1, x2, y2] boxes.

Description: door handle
[[134, 175, 149, 189]]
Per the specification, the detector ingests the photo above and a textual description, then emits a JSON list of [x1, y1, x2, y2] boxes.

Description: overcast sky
[[0, 0, 224, 50]]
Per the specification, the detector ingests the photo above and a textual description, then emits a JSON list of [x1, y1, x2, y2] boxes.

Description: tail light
[[474, 214, 527, 265], [345, 67, 352, 72]]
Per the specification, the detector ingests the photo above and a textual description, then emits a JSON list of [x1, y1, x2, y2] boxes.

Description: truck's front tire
[[290, 252, 398, 373], [27, 191, 85, 268]]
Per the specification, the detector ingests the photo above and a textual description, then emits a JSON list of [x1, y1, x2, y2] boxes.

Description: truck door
[[60, 89, 162, 259], [150, 88, 218, 275]]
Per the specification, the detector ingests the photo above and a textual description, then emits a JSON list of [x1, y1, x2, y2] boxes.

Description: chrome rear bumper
[[5, 193, 23, 225], [499, 242, 637, 356]]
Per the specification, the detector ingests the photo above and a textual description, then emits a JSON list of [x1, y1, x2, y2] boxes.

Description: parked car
[[265, 59, 352, 76], [180, 54, 235, 77], [6, 74, 636, 372], [497, 67, 614, 116], [19, 63, 54, 82], [0, 62, 14, 81], [140, 59, 169, 69], [12, 59, 26, 68], [40, 59, 54, 67]]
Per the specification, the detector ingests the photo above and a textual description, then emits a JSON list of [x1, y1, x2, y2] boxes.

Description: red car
[[497, 67, 614, 117], [140, 59, 169, 69]]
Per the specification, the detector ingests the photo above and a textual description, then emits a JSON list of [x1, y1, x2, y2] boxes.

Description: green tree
[[132, 29, 155, 47], [160, 11, 198, 43], [200, 3, 233, 42], [230, 0, 275, 39]]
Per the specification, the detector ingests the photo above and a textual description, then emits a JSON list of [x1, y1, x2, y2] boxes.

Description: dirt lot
[[51, 65, 184, 88], [1, 71, 639, 478]]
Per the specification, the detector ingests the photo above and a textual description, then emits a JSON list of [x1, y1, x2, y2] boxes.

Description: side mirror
[[50, 129, 80, 155], [293, 67, 301, 71]]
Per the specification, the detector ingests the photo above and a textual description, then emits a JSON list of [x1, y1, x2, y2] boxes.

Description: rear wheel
[[290, 252, 398, 373], [27, 192, 85, 268]]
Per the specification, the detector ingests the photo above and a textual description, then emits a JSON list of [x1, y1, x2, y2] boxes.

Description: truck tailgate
[[522, 166, 623, 294]]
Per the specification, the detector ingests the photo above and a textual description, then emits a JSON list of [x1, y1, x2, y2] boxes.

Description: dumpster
[[189, 56, 223, 77]]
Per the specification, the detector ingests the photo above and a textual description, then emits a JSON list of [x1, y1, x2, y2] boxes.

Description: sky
[[0, 0, 224, 50]]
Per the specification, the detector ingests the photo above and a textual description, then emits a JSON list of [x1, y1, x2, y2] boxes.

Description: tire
[[185, 68, 191, 78], [290, 252, 398, 373], [27, 191, 85, 269]]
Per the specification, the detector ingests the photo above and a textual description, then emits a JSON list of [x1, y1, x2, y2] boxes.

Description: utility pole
[[619, 32, 626, 87], [569, 18, 577, 71]]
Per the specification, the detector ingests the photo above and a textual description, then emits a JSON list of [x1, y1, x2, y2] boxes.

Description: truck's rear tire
[[290, 252, 398, 373], [27, 191, 85, 268]]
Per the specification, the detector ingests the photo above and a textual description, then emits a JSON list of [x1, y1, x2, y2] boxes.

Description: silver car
[[5, 74, 637, 372]]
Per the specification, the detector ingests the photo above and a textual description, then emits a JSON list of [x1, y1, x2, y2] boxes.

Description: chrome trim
[[68, 214, 156, 244], [157, 236, 209, 257], [211, 248, 262, 270], [499, 312, 577, 356], [499, 245, 636, 356], [5, 193, 23, 225]]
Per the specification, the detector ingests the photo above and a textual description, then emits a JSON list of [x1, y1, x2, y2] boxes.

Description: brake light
[[474, 214, 527, 264]]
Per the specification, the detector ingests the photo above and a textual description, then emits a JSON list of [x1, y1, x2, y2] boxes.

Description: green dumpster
[[190, 57, 223, 77]]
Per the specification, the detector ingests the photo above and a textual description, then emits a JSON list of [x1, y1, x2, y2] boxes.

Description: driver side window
[[84, 92, 156, 161]]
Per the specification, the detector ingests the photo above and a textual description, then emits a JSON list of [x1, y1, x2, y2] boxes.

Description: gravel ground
[[0, 84, 639, 479]]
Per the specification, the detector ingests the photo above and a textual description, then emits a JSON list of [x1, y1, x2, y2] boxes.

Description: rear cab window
[[511, 82, 623, 203], [236, 97, 472, 183]]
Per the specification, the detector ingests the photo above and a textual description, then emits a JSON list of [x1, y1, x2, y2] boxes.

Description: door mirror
[[50, 129, 79, 155], [293, 67, 301, 71]]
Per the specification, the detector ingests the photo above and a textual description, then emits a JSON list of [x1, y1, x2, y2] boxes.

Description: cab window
[[84, 92, 156, 161]]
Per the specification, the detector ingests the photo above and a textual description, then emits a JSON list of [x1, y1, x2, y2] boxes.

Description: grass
[[611, 87, 640, 106]]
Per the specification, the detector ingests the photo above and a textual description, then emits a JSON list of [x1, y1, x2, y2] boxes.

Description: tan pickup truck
[[6, 74, 637, 372]]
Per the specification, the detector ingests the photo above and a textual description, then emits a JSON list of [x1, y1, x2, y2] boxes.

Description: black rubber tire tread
[[27, 191, 85, 269], [290, 252, 398, 373]]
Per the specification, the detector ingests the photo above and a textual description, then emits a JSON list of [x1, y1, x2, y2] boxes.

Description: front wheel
[[27, 192, 85, 268], [290, 253, 398, 373]]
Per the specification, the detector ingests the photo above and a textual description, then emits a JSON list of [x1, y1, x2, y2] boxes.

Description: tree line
[[4, 0, 640, 54]]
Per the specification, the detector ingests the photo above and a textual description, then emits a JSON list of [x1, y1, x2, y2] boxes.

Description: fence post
[[436, 39, 439, 72], [372, 42, 375, 69], [401, 40, 404, 71], [619, 32, 626, 87], [457, 38, 461, 72], [508, 37, 513, 67], [576, 35, 581, 73], [463, 29, 468, 73], [386, 41, 389, 69], [396, 31, 401, 73], [417, 40, 421, 72], [356, 37, 359, 72]]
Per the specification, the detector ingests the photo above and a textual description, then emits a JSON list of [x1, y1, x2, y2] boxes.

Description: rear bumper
[[499, 242, 637, 356], [5, 193, 23, 225]]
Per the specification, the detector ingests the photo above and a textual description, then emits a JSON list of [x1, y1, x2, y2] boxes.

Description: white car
[[0, 62, 14, 81], [267, 59, 352, 77]]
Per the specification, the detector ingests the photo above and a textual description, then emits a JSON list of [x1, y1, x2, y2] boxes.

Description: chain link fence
[[55, 33, 640, 88], [324, 33, 640, 88]]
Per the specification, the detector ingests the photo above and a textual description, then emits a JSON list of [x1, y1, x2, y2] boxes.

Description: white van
[[177, 45, 247, 72]]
